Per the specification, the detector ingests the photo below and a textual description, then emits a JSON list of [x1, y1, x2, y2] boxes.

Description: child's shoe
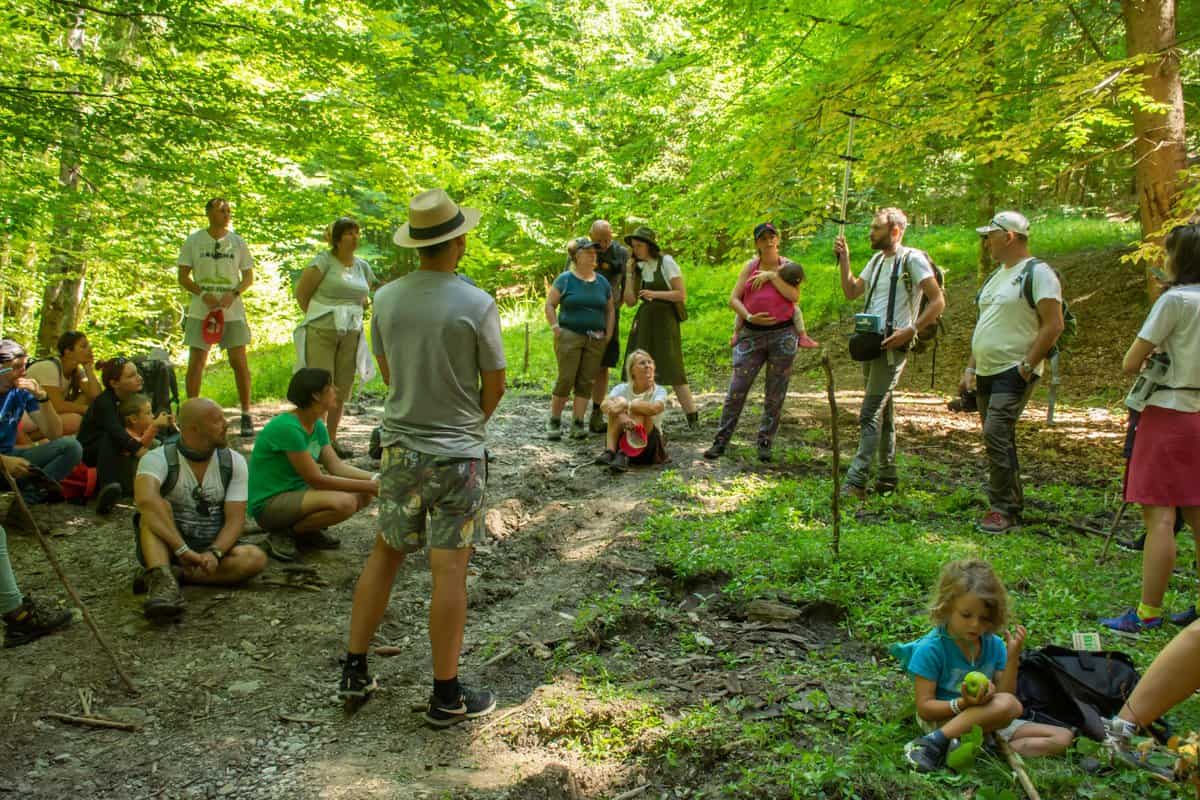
[[903, 734, 947, 773]]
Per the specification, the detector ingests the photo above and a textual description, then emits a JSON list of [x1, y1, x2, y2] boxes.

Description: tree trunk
[[36, 141, 84, 356], [1121, 0, 1187, 296]]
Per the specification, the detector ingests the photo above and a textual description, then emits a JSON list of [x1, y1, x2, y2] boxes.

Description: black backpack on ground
[[133, 350, 180, 417], [1015, 645, 1164, 741], [160, 442, 233, 496]]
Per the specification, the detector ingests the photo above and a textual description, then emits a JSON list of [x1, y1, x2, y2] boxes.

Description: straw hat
[[392, 189, 482, 248]]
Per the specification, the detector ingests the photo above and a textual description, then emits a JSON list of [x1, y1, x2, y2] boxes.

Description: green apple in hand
[[962, 671, 989, 699]]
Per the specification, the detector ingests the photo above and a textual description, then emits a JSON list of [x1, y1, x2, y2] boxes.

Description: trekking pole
[[1097, 501, 1131, 563], [0, 459, 139, 695], [822, 355, 842, 557], [830, 110, 864, 241]]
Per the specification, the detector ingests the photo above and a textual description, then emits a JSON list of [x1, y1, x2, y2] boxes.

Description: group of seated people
[[0, 338, 377, 636]]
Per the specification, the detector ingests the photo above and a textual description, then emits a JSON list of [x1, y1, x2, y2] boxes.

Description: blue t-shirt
[[0, 388, 39, 454], [553, 271, 611, 335], [890, 626, 1008, 701]]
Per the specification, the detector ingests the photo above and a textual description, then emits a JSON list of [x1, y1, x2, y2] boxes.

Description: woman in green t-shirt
[[248, 368, 379, 561]]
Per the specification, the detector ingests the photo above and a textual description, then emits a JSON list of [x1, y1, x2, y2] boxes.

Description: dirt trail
[[0, 250, 1136, 799]]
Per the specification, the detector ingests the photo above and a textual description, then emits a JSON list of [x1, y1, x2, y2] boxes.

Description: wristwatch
[[208, 547, 225, 563], [1020, 360, 1034, 375]]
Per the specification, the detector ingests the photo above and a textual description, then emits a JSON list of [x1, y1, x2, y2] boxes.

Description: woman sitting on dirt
[[705, 223, 811, 464], [21, 330, 101, 439], [294, 216, 377, 458], [594, 349, 669, 473], [1101, 222, 1200, 634], [544, 236, 614, 441], [622, 226, 699, 429], [246, 367, 378, 562], [78, 358, 174, 515]]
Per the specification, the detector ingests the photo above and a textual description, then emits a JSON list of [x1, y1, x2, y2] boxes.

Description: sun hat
[[976, 211, 1030, 237], [202, 309, 225, 345], [623, 226, 660, 251], [392, 188, 482, 248], [618, 424, 649, 457]]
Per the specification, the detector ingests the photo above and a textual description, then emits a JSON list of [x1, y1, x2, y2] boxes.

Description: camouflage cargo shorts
[[378, 444, 487, 553]]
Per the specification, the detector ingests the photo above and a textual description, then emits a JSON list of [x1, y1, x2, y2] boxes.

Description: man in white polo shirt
[[961, 211, 1064, 533], [177, 198, 256, 439]]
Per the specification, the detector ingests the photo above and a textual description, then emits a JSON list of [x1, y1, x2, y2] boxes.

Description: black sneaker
[[95, 482, 122, 515], [757, 443, 772, 463], [703, 443, 725, 460], [594, 450, 615, 466], [874, 480, 898, 496], [368, 426, 383, 460], [903, 735, 947, 773], [609, 452, 630, 474], [422, 685, 496, 728], [240, 414, 256, 439], [296, 529, 341, 550], [1117, 534, 1146, 553], [3, 595, 72, 648], [686, 412, 700, 430], [588, 409, 607, 434], [338, 659, 378, 700]]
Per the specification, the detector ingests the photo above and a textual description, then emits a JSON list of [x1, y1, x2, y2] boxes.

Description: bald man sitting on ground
[[133, 398, 266, 622]]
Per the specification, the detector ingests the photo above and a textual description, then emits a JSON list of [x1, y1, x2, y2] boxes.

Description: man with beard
[[132, 398, 266, 622], [834, 207, 944, 498]]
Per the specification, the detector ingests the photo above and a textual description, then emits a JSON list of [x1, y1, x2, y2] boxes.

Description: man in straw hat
[[339, 189, 506, 726]]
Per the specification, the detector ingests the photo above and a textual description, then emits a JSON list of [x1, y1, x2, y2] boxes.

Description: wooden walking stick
[[1098, 501, 1131, 563], [0, 460, 138, 695], [821, 355, 841, 557], [995, 736, 1042, 800]]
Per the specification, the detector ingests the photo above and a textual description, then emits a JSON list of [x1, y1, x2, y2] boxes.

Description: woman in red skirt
[[1102, 223, 1200, 633]]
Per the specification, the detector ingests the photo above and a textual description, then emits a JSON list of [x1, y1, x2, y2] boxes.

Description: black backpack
[[160, 442, 234, 496], [1015, 645, 1163, 741], [133, 351, 180, 417]]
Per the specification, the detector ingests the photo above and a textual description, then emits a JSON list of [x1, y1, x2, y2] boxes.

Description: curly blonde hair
[[929, 559, 1009, 632]]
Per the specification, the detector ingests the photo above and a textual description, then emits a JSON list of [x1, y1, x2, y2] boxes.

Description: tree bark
[[1121, 0, 1187, 296]]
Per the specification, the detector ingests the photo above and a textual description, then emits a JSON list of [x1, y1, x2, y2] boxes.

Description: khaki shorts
[[254, 490, 307, 532], [304, 326, 360, 401], [915, 710, 1028, 741], [184, 317, 251, 351], [377, 444, 486, 554], [553, 328, 606, 399]]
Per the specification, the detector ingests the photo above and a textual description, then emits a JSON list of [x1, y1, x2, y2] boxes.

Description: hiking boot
[[239, 414, 255, 439], [840, 483, 867, 501], [874, 480, 898, 496], [132, 565, 183, 595], [546, 417, 562, 441], [978, 510, 1017, 534], [3, 595, 72, 648], [95, 482, 122, 515], [902, 735, 946, 773], [265, 530, 298, 562], [609, 452, 630, 474], [296, 529, 341, 550], [686, 412, 700, 430], [702, 443, 725, 460], [594, 450, 615, 466], [1117, 533, 1146, 553], [797, 333, 820, 349], [757, 442, 772, 463], [423, 685, 497, 728], [1102, 719, 1175, 782], [1170, 605, 1198, 626], [570, 418, 588, 439], [368, 426, 383, 460], [338, 658, 378, 700], [588, 408, 607, 434], [142, 566, 185, 623], [1099, 608, 1162, 634], [331, 440, 354, 459]]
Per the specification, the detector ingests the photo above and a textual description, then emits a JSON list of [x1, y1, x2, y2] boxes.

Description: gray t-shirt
[[371, 270, 507, 459], [306, 252, 376, 329]]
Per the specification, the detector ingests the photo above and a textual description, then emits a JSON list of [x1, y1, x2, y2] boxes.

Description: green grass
[[548, 450, 1199, 798], [193, 214, 1136, 407]]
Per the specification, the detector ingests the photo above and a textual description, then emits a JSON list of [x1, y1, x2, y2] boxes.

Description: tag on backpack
[[1072, 631, 1101, 652]]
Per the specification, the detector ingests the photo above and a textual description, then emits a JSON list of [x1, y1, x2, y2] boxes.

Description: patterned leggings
[[713, 327, 799, 448]]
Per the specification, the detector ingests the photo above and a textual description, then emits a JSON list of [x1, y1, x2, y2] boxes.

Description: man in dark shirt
[[588, 220, 630, 432]]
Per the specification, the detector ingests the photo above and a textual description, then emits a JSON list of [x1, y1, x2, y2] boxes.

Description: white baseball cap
[[976, 211, 1030, 236]]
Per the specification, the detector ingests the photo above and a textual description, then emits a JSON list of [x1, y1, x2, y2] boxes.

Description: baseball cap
[[754, 222, 779, 240], [618, 424, 649, 457], [0, 339, 26, 364], [976, 211, 1030, 236]]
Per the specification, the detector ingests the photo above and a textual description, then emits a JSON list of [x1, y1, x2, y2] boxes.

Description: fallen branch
[[0, 461, 138, 695], [43, 712, 140, 732], [278, 714, 325, 725], [373, 645, 403, 657], [995, 736, 1041, 800], [821, 355, 842, 557], [481, 644, 519, 668], [612, 785, 650, 800]]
